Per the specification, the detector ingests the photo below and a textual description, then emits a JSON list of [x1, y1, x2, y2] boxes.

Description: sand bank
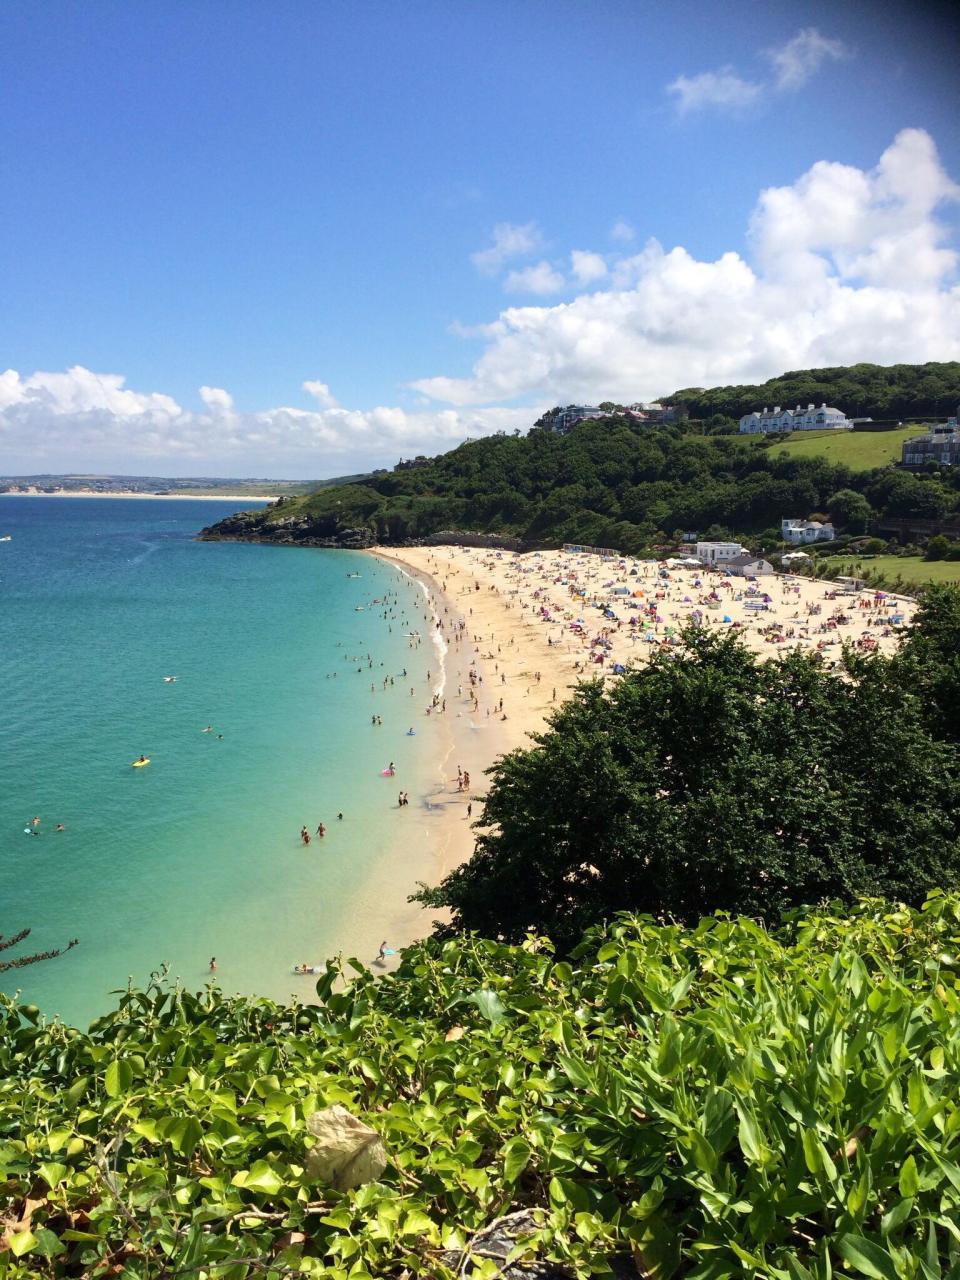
[[359, 544, 918, 961]]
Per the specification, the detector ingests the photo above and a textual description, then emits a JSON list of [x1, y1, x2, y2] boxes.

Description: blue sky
[[1, 0, 958, 477]]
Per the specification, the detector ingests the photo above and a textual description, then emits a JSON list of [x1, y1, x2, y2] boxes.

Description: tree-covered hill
[[5, 895, 960, 1278], [203, 409, 960, 552], [666, 361, 960, 423]]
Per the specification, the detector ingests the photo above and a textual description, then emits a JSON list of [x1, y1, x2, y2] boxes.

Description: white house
[[695, 540, 744, 565], [781, 518, 835, 544], [724, 554, 774, 577], [739, 403, 851, 434]]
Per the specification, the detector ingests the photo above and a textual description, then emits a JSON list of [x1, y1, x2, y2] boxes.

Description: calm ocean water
[[0, 498, 435, 1026]]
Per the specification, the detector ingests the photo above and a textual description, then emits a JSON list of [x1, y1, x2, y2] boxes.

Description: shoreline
[[363, 546, 568, 958], [0, 491, 278, 501]]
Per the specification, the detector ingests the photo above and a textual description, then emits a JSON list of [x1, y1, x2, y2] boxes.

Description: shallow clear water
[[0, 497, 435, 1026]]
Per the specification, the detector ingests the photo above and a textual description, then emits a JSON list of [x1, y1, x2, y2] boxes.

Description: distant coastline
[[0, 490, 276, 501]]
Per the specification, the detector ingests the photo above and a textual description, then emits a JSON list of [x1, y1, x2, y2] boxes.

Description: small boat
[[354, 606, 365, 611], [292, 964, 319, 975], [0, 536, 11, 542], [131, 757, 151, 768]]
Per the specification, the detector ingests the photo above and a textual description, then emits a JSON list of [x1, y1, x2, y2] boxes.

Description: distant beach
[[0, 490, 278, 501]]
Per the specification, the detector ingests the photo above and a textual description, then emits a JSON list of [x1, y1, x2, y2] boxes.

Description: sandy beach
[[0, 490, 278, 501], [366, 544, 918, 957]]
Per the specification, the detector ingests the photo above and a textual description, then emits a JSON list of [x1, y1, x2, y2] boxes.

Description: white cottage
[[695, 540, 744, 565]]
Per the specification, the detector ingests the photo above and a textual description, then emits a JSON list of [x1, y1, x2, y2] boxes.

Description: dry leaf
[[305, 1105, 387, 1190], [445, 1026, 465, 1041], [0, 1194, 46, 1251]]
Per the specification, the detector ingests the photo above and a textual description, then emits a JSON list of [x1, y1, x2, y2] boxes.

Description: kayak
[[131, 758, 151, 768]]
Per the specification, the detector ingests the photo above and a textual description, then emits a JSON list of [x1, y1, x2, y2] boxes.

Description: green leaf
[[880, 1197, 914, 1238], [8, 1230, 37, 1257], [64, 1075, 89, 1107], [31, 1227, 66, 1259], [232, 1161, 284, 1196], [464, 988, 507, 1024], [37, 1161, 68, 1188], [899, 1154, 919, 1198], [735, 1103, 766, 1166], [104, 1058, 133, 1099], [163, 1116, 203, 1157], [557, 1054, 594, 1091], [835, 1233, 900, 1280], [502, 1137, 532, 1183]]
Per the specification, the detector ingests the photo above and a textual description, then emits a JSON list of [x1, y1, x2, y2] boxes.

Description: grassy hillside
[[819, 553, 960, 587], [770, 424, 922, 470], [5, 896, 960, 1277]]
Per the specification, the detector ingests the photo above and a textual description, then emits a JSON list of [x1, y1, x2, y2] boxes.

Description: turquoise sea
[[0, 497, 439, 1026]]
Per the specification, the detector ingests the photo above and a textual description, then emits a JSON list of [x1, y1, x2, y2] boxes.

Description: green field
[[770, 425, 921, 469], [820, 553, 960, 588]]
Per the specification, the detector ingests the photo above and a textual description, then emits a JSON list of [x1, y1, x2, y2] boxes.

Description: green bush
[[5, 897, 960, 1277], [420, 624, 960, 949], [926, 535, 951, 562]]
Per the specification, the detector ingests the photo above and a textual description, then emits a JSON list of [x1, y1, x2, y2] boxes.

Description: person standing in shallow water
[[209, 957, 217, 973]]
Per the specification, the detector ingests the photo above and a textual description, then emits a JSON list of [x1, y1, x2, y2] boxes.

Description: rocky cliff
[[199, 506, 376, 549]]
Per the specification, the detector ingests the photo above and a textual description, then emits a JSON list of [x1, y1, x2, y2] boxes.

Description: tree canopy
[[418, 605, 960, 949], [667, 360, 960, 422]]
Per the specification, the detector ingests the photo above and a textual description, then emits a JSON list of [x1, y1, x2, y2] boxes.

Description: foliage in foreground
[[420, 615, 960, 948], [4, 897, 960, 1278]]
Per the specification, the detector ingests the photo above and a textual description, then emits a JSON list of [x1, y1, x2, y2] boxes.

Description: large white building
[[739, 403, 851, 434], [695, 540, 744, 565], [781, 518, 835, 544]]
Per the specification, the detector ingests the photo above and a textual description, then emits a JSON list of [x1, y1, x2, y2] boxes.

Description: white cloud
[[199, 386, 235, 415], [668, 28, 851, 115], [470, 221, 542, 275], [6, 130, 958, 479], [768, 27, 849, 91], [667, 68, 761, 116], [503, 260, 566, 295], [570, 250, 608, 285], [302, 379, 339, 409], [610, 219, 636, 244], [0, 365, 534, 476], [411, 129, 960, 407]]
